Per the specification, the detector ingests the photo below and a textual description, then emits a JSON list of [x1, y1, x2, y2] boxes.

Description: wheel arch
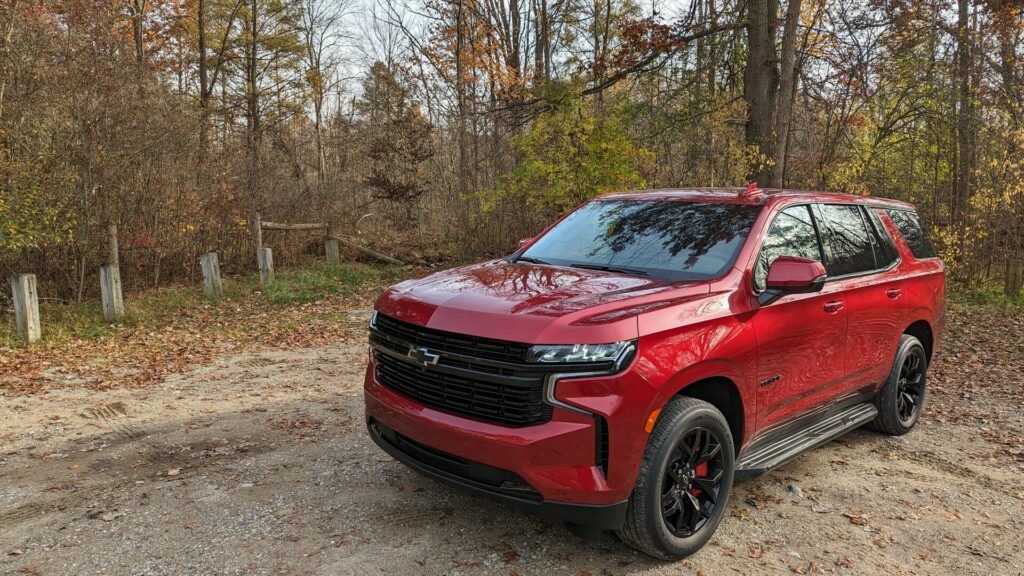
[[903, 319, 934, 361], [672, 377, 745, 456]]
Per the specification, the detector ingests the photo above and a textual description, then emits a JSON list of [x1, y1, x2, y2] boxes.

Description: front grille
[[370, 313, 552, 426], [374, 351, 551, 426], [374, 313, 530, 364]]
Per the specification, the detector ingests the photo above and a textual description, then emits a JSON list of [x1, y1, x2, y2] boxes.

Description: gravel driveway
[[1, 311, 1022, 576]]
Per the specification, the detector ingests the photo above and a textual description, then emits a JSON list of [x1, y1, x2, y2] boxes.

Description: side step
[[736, 402, 878, 477]]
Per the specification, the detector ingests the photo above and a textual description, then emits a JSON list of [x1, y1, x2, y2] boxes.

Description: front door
[[749, 204, 849, 431]]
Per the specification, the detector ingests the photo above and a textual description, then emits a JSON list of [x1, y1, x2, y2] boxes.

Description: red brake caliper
[[691, 444, 707, 496]]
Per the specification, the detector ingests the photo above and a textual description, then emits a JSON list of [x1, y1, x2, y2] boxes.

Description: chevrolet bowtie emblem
[[407, 346, 440, 367]]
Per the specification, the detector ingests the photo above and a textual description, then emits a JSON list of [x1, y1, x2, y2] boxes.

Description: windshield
[[518, 200, 761, 281]]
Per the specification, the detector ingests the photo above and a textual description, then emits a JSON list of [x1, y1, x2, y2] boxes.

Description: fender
[[645, 358, 756, 448]]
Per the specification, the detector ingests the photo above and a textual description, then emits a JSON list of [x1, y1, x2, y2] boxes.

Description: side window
[[866, 208, 899, 267], [754, 205, 825, 292], [886, 209, 938, 259], [818, 204, 877, 276]]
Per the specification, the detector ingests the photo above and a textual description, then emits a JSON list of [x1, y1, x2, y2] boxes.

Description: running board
[[736, 402, 878, 477]]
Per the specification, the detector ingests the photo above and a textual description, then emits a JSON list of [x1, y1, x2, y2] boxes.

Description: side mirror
[[759, 256, 827, 306], [516, 237, 533, 250]]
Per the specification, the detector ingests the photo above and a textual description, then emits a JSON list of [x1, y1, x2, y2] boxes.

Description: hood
[[374, 259, 711, 344]]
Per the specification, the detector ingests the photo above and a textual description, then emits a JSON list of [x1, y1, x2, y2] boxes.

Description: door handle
[[824, 301, 845, 313], [886, 288, 903, 299]]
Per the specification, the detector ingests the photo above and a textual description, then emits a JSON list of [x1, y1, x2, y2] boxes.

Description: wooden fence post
[[10, 274, 41, 343], [258, 247, 275, 285], [200, 252, 224, 300], [100, 264, 125, 321], [1006, 260, 1023, 298], [325, 238, 340, 266]]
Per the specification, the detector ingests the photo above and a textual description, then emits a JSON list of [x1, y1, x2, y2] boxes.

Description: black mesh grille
[[374, 313, 530, 363], [372, 319, 557, 424]]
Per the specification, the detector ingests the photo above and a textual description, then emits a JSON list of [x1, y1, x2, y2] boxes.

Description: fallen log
[[328, 235, 407, 266], [261, 221, 329, 231]]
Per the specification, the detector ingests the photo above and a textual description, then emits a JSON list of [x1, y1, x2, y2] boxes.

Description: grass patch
[[0, 262, 408, 347], [948, 285, 1024, 312], [0, 284, 207, 348], [259, 263, 385, 304]]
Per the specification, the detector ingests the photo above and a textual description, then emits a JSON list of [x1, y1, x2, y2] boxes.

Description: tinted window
[[866, 208, 899, 267], [886, 209, 938, 259], [754, 205, 824, 292], [819, 204, 876, 276], [521, 200, 761, 282]]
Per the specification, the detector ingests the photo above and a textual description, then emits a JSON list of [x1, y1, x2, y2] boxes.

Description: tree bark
[[953, 0, 976, 225], [743, 0, 779, 184], [198, 0, 209, 166], [130, 0, 146, 65], [769, 0, 802, 188]]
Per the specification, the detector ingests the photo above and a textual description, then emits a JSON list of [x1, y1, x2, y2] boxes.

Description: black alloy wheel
[[871, 334, 928, 435], [896, 346, 926, 424], [660, 428, 725, 537], [617, 397, 735, 560]]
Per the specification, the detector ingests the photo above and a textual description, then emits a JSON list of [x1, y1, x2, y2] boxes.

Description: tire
[[616, 397, 735, 560], [871, 334, 928, 435]]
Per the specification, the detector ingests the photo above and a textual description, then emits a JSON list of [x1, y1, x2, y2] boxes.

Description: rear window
[[886, 209, 938, 259], [520, 200, 761, 282]]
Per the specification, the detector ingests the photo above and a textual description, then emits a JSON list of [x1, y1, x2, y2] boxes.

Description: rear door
[[750, 204, 849, 430], [816, 203, 906, 395]]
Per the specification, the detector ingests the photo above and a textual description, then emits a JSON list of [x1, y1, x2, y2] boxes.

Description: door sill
[[736, 402, 878, 478]]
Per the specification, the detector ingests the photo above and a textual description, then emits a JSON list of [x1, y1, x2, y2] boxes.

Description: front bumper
[[364, 354, 658, 528], [367, 418, 628, 529]]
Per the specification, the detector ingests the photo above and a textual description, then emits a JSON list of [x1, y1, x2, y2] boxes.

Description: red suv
[[364, 188, 944, 559]]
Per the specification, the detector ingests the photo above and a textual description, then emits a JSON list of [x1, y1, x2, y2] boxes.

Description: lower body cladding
[[363, 359, 657, 531]]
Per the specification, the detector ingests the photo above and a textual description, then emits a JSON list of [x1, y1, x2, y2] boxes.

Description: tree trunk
[[198, 0, 209, 167], [953, 0, 975, 225], [769, 0, 802, 188], [246, 0, 262, 253], [1006, 260, 1023, 299], [743, 0, 779, 184], [130, 0, 146, 65]]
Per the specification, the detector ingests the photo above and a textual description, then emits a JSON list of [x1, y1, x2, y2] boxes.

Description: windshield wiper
[[512, 255, 552, 265], [570, 263, 649, 276]]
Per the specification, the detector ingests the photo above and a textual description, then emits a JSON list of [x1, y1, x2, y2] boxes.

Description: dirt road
[[1, 308, 1022, 575]]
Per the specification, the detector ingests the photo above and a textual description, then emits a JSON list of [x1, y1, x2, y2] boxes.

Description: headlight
[[526, 340, 634, 364], [369, 310, 379, 329]]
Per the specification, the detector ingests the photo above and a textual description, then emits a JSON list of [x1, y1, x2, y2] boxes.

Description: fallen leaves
[[744, 487, 782, 509], [842, 510, 869, 525], [0, 278, 391, 397]]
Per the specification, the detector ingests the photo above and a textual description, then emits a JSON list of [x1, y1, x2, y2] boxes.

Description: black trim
[[736, 393, 878, 478], [368, 418, 628, 529], [594, 414, 609, 478]]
